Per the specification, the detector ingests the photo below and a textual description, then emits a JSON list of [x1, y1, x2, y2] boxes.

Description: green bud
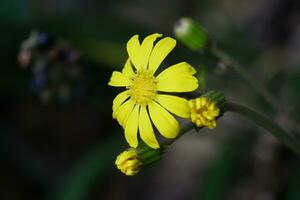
[[174, 18, 210, 51]]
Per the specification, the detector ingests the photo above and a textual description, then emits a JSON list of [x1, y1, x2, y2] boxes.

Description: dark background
[[0, 0, 300, 199]]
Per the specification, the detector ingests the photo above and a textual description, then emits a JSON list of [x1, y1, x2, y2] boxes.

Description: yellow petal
[[156, 62, 198, 92], [139, 105, 159, 149], [125, 105, 140, 148], [139, 33, 162, 71], [148, 37, 176, 74], [156, 94, 190, 118], [112, 91, 129, 117], [108, 71, 131, 87], [126, 35, 141, 71], [114, 98, 136, 127], [122, 59, 135, 77], [148, 101, 179, 139]]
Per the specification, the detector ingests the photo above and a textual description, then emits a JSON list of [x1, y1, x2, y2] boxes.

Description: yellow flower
[[115, 149, 141, 176], [188, 97, 220, 129], [108, 33, 198, 149]]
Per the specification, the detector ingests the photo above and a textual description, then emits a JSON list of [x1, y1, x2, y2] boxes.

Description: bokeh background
[[1, 0, 300, 199]]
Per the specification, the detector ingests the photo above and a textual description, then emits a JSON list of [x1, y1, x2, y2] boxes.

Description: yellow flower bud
[[188, 97, 220, 129], [115, 149, 141, 176], [115, 143, 163, 176]]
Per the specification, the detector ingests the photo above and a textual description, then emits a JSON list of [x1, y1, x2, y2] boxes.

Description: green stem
[[225, 101, 300, 153], [210, 46, 300, 134], [210, 45, 279, 110], [163, 122, 198, 146]]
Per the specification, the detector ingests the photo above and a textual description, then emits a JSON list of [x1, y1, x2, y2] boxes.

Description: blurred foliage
[[198, 131, 258, 200], [286, 169, 300, 200], [49, 135, 124, 200]]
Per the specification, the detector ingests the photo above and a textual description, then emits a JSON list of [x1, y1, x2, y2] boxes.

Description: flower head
[[109, 33, 198, 149], [115, 148, 141, 176], [188, 97, 220, 129]]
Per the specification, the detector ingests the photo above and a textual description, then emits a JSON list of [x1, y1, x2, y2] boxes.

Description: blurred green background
[[0, 0, 300, 199]]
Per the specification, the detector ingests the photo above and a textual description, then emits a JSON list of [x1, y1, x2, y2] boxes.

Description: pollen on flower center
[[128, 72, 157, 104]]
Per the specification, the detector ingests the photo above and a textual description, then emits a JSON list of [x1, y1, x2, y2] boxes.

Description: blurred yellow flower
[[115, 149, 141, 176], [189, 97, 219, 129], [108, 33, 198, 149]]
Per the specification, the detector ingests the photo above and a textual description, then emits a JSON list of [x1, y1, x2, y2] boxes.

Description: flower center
[[128, 72, 157, 104]]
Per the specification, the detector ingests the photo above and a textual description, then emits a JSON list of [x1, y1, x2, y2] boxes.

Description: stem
[[210, 46, 279, 110], [210, 45, 300, 135], [225, 101, 300, 153], [163, 122, 199, 146]]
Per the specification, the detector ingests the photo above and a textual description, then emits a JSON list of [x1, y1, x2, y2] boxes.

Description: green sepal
[[136, 142, 164, 167], [202, 90, 226, 116]]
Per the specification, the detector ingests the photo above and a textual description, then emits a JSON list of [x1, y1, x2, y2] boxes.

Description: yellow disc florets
[[115, 148, 141, 176], [128, 72, 157, 104], [188, 97, 220, 129]]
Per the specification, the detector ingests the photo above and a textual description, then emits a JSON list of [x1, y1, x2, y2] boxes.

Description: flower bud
[[115, 148, 141, 176], [115, 143, 163, 176], [188, 91, 225, 129], [174, 18, 210, 51]]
